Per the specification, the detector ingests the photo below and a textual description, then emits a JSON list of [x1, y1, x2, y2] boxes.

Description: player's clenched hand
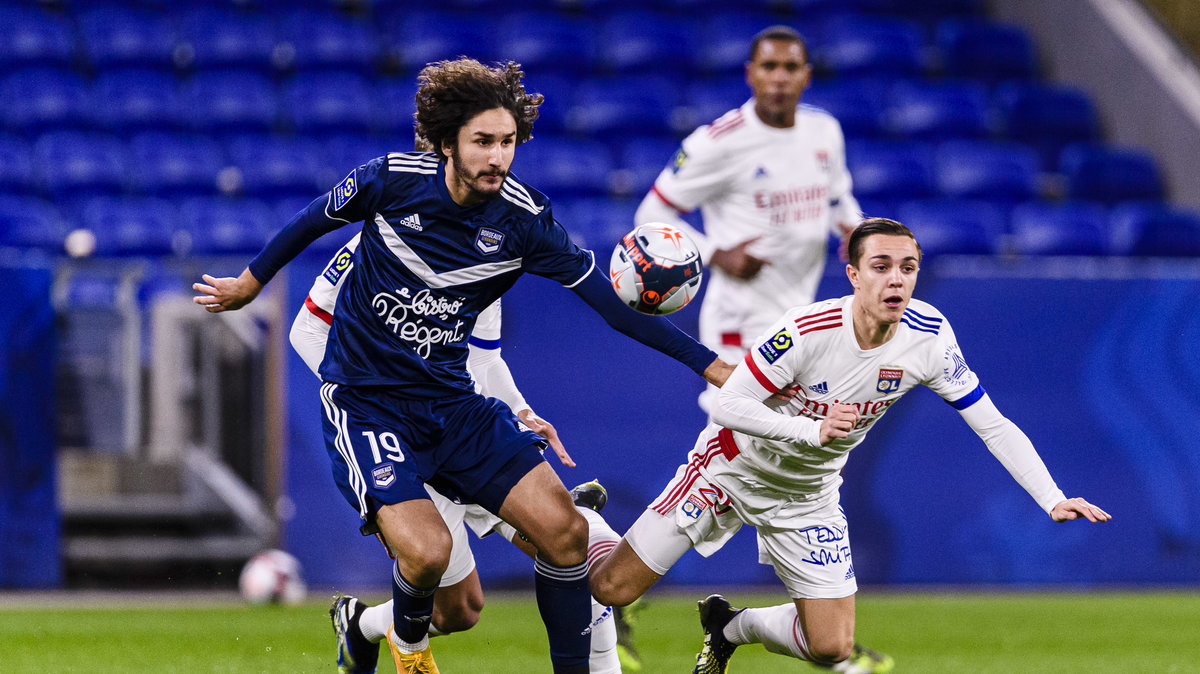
[[193, 269, 263, 312], [819, 403, 859, 445], [710, 237, 769, 280], [703, 358, 736, 387], [1050, 497, 1111, 523], [519, 409, 574, 468]]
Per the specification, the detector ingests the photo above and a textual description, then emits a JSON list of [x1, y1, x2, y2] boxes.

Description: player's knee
[[396, 529, 453, 585], [808, 634, 854, 665], [537, 509, 588, 566], [588, 569, 635, 607], [435, 596, 484, 633]]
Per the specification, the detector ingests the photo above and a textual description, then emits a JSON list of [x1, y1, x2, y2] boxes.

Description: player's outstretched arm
[[193, 269, 263, 312], [517, 409, 573, 468], [1049, 497, 1111, 523]]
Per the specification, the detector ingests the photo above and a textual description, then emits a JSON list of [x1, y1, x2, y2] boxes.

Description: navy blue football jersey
[[318, 152, 593, 396]]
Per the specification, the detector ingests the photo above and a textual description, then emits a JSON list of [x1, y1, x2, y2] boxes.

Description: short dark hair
[[414, 57, 543, 160], [847, 218, 922, 266], [749, 25, 809, 63]]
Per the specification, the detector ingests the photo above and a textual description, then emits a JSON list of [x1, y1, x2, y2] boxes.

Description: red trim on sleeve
[[716, 427, 740, 461], [651, 185, 688, 214], [743, 352, 779, 394], [304, 295, 334, 326], [720, 332, 742, 347]]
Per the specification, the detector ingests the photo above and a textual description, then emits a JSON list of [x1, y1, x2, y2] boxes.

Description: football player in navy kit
[[194, 57, 732, 674]]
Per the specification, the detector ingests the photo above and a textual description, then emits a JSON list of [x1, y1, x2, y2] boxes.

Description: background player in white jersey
[[582, 218, 1110, 673], [635, 25, 861, 412], [194, 58, 732, 674], [292, 234, 621, 673]]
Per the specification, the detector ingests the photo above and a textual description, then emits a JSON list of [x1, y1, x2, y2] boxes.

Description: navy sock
[[533, 556, 591, 672], [390, 563, 436, 646]]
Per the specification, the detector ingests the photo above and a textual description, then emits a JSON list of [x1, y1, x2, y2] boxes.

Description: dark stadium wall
[[281, 254, 1200, 590], [0, 263, 60, 588]]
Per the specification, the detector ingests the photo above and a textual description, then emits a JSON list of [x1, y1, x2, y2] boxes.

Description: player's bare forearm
[[193, 268, 264, 313], [1050, 497, 1111, 523], [703, 358, 736, 387], [518, 409, 574, 468]]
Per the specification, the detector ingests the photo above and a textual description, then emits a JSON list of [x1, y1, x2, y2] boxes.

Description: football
[[238, 549, 307, 605], [609, 223, 703, 315]]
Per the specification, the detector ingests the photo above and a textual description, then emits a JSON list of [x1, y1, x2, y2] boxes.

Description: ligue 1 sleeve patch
[[321, 245, 354, 285], [332, 170, 358, 211], [757, 328, 793, 364], [670, 147, 688, 173]]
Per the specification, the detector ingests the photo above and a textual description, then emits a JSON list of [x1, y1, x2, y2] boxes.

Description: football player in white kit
[[583, 218, 1111, 674], [292, 234, 622, 674], [635, 25, 862, 413]]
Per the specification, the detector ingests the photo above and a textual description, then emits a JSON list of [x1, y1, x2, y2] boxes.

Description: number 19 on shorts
[[362, 430, 405, 463]]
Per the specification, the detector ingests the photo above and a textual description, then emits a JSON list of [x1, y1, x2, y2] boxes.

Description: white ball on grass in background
[[238, 549, 307, 605], [609, 223, 703, 315]]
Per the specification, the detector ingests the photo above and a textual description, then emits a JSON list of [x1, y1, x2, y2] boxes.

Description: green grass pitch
[[1, 590, 1198, 672]]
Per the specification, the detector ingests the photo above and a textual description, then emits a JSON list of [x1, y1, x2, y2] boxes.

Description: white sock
[[725, 603, 813, 660], [358, 600, 391, 643], [577, 506, 620, 569], [588, 599, 621, 674]]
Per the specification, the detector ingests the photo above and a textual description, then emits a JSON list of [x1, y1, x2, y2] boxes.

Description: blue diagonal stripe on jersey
[[902, 308, 942, 334], [901, 317, 940, 334], [946, 382, 986, 410]]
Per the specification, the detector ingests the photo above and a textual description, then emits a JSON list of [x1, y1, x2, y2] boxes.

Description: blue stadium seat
[[845, 140, 936, 200], [867, 0, 985, 18], [128, 132, 225, 197], [227, 134, 326, 199], [1009, 200, 1108, 256], [884, 81, 990, 140], [815, 16, 925, 78], [994, 82, 1100, 170], [694, 12, 776, 76], [374, 78, 419, 136], [672, 0, 775, 12], [1060, 143, 1163, 205], [935, 140, 1040, 203], [524, 74, 573, 134], [77, 196, 179, 257], [178, 196, 276, 256], [513, 136, 615, 198], [597, 11, 698, 75], [684, 76, 749, 131], [552, 196, 639, 251], [176, 9, 277, 72], [0, 195, 67, 253], [325, 135, 389, 175], [568, 76, 683, 136], [184, 71, 279, 134], [615, 136, 679, 197], [78, 7, 177, 71], [34, 131, 130, 198], [937, 18, 1037, 83], [277, 11, 380, 73], [804, 78, 888, 139], [895, 198, 1004, 256], [282, 71, 376, 134], [0, 135, 35, 194], [1, 69, 94, 132], [382, 11, 497, 72], [94, 70, 184, 132], [1109, 202, 1200, 257], [0, 7, 75, 69], [496, 12, 596, 77]]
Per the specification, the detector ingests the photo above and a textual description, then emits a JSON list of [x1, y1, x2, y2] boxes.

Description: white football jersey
[[701, 295, 982, 527], [650, 101, 860, 351]]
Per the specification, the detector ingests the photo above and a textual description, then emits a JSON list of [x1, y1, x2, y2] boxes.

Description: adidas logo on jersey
[[397, 213, 422, 231], [753, 165, 769, 179], [808, 381, 828, 395]]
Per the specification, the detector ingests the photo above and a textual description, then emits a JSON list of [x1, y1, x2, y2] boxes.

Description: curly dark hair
[[414, 58, 543, 160], [847, 217, 922, 266]]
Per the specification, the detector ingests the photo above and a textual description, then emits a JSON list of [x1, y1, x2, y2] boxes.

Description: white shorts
[[630, 436, 858, 599]]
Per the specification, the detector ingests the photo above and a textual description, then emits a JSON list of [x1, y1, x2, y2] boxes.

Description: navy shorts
[[318, 382, 546, 524]]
